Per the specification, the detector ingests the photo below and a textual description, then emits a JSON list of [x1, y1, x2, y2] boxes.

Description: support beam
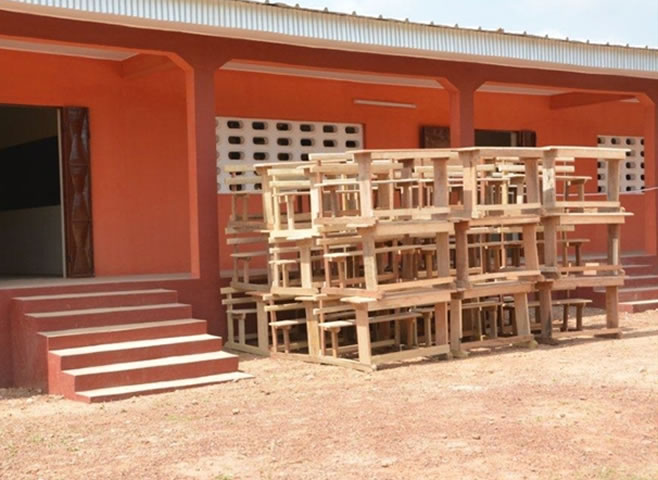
[[549, 92, 635, 110], [178, 55, 228, 334], [121, 53, 177, 79], [440, 77, 484, 147]]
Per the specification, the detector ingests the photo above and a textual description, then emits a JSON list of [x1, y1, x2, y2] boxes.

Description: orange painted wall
[[476, 92, 653, 255], [215, 71, 653, 272], [0, 49, 191, 276]]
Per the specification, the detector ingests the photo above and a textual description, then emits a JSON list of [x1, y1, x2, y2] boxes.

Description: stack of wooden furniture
[[221, 146, 629, 370]]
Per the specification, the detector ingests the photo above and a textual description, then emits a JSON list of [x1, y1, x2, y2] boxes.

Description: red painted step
[[622, 274, 658, 288], [76, 372, 252, 403], [28, 303, 193, 331], [622, 264, 658, 276], [49, 334, 224, 370], [13, 288, 250, 402], [619, 299, 658, 313], [56, 351, 240, 397], [14, 289, 179, 314], [41, 319, 208, 350]]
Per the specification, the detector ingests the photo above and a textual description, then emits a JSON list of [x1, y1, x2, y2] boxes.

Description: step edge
[[14, 289, 176, 302], [39, 318, 207, 338], [50, 334, 220, 356], [63, 351, 237, 376], [76, 372, 252, 399], [28, 303, 191, 318]]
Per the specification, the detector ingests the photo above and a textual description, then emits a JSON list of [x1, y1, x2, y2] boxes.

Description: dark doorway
[[475, 129, 516, 146], [421, 126, 537, 148], [0, 105, 63, 278]]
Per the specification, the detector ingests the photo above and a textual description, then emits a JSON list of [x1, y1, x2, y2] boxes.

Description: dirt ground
[[1, 309, 657, 480]]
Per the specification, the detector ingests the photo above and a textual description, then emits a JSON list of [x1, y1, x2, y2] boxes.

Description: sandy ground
[[1, 309, 657, 480]]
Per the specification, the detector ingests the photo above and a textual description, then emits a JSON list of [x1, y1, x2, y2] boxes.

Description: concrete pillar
[[175, 54, 227, 335], [641, 91, 658, 255], [440, 77, 484, 147]]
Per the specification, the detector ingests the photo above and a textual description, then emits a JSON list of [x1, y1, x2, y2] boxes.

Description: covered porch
[[0, 1, 657, 388]]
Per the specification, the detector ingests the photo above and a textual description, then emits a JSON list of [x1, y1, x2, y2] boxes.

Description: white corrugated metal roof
[[1, 0, 657, 79]]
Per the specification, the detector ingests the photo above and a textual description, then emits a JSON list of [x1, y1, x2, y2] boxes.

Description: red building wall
[[214, 70, 652, 271], [0, 48, 192, 276]]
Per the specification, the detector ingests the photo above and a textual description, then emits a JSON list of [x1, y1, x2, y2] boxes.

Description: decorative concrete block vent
[[597, 135, 645, 193], [215, 117, 363, 193]]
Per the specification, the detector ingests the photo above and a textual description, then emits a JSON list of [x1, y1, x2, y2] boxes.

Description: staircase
[[575, 254, 658, 313], [11, 288, 250, 402]]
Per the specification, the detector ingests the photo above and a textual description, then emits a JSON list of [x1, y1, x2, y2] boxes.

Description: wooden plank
[[542, 150, 557, 208], [455, 221, 469, 288], [543, 216, 559, 271], [552, 327, 621, 339], [304, 301, 321, 357], [463, 335, 535, 350], [256, 299, 269, 352], [355, 152, 374, 216], [225, 342, 270, 356], [270, 351, 375, 372], [450, 297, 465, 356], [377, 276, 454, 292], [513, 292, 532, 337], [434, 302, 449, 346], [355, 307, 372, 365], [556, 201, 620, 209], [606, 286, 620, 329], [371, 344, 450, 365], [522, 224, 540, 270], [558, 213, 630, 225], [538, 284, 554, 342]]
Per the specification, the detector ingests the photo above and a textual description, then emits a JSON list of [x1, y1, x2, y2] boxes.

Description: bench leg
[[606, 286, 619, 330], [475, 308, 483, 340], [256, 301, 269, 352], [320, 328, 327, 356], [450, 298, 467, 357], [404, 318, 417, 347], [238, 314, 246, 346], [227, 313, 235, 344], [305, 302, 320, 357], [423, 312, 432, 347], [576, 305, 584, 331], [434, 302, 449, 348], [538, 284, 556, 344], [355, 307, 372, 365], [330, 328, 340, 358], [561, 305, 569, 332], [282, 327, 292, 354], [394, 321, 401, 347], [271, 325, 279, 353], [491, 307, 498, 339]]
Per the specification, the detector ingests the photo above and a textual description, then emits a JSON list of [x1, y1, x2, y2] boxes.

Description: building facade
[[0, 0, 657, 387]]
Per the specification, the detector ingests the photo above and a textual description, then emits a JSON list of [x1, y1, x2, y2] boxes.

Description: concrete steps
[[76, 371, 252, 403], [576, 255, 658, 313], [49, 334, 224, 370], [41, 319, 209, 350], [12, 288, 249, 402], [55, 351, 239, 399], [28, 303, 193, 331], [14, 289, 179, 313]]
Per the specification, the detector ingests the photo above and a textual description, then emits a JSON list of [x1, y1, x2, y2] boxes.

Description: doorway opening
[[0, 105, 64, 279]]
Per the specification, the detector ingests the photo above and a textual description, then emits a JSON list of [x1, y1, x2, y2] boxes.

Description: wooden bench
[[266, 302, 307, 354], [221, 287, 261, 353], [508, 298, 592, 332], [316, 309, 421, 358]]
